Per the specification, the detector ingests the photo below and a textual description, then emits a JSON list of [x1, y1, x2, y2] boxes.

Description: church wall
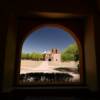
[[52, 54, 61, 62]]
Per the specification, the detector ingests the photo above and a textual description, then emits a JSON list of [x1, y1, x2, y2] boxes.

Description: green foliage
[[61, 43, 79, 61], [21, 52, 44, 60], [21, 53, 26, 59]]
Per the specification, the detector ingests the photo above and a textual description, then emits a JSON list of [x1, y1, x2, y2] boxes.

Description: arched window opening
[[18, 25, 82, 85]]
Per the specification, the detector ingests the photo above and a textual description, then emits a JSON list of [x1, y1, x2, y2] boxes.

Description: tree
[[31, 52, 43, 61], [21, 53, 26, 59], [21, 52, 43, 60], [61, 43, 79, 61]]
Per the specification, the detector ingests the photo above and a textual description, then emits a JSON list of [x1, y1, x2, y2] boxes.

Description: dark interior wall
[[0, 12, 9, 92], [84, 16, 98, 91], [10, 0, 96, 14], [94, 14, 100, 90], [0, 14, 17, 92]]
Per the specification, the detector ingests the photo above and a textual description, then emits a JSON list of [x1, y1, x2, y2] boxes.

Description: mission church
[[43, 48, 61, 62]]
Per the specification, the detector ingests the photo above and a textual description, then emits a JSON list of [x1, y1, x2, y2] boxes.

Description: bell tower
[[51, 48, 61, 62]]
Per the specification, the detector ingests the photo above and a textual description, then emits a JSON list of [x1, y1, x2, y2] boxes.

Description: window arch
[[18, 24, 83, 85]]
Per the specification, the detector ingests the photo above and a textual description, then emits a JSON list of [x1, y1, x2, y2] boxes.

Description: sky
[[22, 26, 75, 53]]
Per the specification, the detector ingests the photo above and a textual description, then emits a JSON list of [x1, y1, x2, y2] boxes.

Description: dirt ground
[[20, 60, 78, 73], [20, 60, 80, 82]]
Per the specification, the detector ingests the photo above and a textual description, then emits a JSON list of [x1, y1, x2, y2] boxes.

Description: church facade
[[43, 48, 61, 62]]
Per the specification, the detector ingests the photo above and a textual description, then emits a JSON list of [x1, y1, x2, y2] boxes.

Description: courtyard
[[20, 60, 80, 82]]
